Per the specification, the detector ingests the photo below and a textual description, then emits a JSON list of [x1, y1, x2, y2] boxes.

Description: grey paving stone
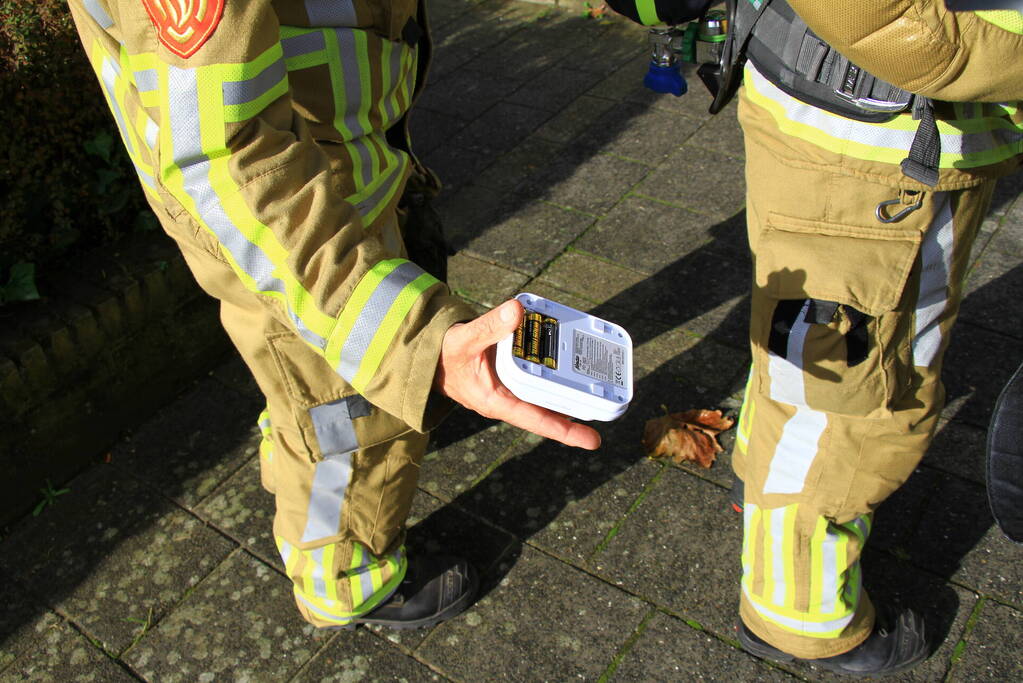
[[685, 101, 746, 161], [473, 134, 566, 193], [590, 466, 743, 638], [953, 522, 1023, 609], [960, 245, 1023, 340], [110, 375, 262, 508], [423, 143, 496, 194], [0, 585, 60, 671], [506, 66, 605, 113], [453, 197, 595, 275], [294, 628, 444, 682], [989, 170, 1023, 219], [418, 68, 522, 122], [572, 194, 748, 275], [892, 470, 1022, 607], [610, 611, 796, 682], [923, 419, 987, 485], [635, 144, 747, 221], [435, 184, 508, 252], [532, 94, 620, 146], [557, 20, 648, 76], [0, 466, 234, 655], [571, 101, 704, 165], [941, 322, 1023, 428], [951, 600, 1023, 681], [125, 550, 323, 682], [419, 406, 531, 502], [521, 150, 650, 216], [450, 101, 554, 156], [208, 351, 261, 397], [194, 456, 278, 568], [447, 253, 530, 307], [416, 545, 647, 681], [1, 619, 136, 682], [528, 456, 661, 566], [410, 107, 470, 157]]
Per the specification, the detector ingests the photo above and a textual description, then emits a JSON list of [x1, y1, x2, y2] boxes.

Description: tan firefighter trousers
[[162, 205, 427, 628], [732, 133, 996, 658]]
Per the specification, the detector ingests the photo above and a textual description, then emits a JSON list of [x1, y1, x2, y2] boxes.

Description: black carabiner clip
[[875, 191, 923, 224]]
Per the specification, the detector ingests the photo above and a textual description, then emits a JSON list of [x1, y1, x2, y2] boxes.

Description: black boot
[[333, 555, 478, 630], [730, 471, 744, 513], [737, 605, 929, 678]]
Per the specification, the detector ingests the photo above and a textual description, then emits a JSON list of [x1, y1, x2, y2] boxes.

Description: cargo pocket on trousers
[[266, 332, 412, 462], [753, 213, 922, 418]]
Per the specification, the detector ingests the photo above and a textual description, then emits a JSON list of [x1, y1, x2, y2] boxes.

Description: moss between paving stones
[[0, 233, 230, 528]]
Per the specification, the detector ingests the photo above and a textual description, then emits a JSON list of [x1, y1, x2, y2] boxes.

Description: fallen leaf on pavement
[[642, 408, 735, 468]]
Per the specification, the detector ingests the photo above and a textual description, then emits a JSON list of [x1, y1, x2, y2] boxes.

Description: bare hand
[[434, 299, 601, 450]]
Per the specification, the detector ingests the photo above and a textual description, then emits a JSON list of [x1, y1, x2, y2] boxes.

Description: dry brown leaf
[[584, 2, 608, 19], [642, 408, 735, 468]]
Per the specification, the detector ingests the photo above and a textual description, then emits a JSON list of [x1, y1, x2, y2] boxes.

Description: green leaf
[[3, 263, 41, 303], [84, 131, 114, 163]]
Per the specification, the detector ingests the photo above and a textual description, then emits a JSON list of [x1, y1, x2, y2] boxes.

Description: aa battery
[[525, 311, 542, 363], [540, 316, 559, 369], [512, 317, 526, 359]]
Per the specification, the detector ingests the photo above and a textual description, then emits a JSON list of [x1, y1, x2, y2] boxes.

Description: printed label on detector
[[572, 330, 627, 388]]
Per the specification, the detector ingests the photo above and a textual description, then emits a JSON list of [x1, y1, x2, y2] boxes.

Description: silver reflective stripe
[[768, 301, 811, 407], [144, 117, 159, 151], [295, 593, 350, 622], [338, 261, 427, 381], [300, 452, 353, 542], [84, 0, 113, 28], [282, 31, 327, 60], [166, 65, 327, 349], [746, 63, 1023, 162], [770, 509, 787, 606], [305, 0, 358, 26], [763, 407, 826, 494], [764, 301, 827, 495], [913, 193, 954, 367], [100, 57, 134, 158], [819, 525, 840, 614], [334, 29, 374, 190], [310, 547, 329, 598], [743, 585, 855, 634], [134, 68, 159, 93], [351, 558, 376, 603], [309, 396, 367, 455], [222, 58, 287, 107]]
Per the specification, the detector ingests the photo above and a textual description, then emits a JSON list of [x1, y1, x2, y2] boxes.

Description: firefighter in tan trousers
[[608, 0, 1023, 676], [68, 0, 600, 631]]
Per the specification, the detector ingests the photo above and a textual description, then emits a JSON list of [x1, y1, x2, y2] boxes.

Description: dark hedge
[[1, 1, 152, 298]]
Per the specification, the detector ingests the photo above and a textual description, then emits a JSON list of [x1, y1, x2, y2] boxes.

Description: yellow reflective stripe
[[351, 272, 437, 392], [323, 544, 338, 602], [977, 10, 1023, 34], [636, 0, 659, 25], [760, 506, 775, 604], [224, 80, 288, 122], [781, 505, 797, 610], [287, 51, 328, 70], [741, 504, 761, 597], [189, 62, 336, 341], [745, 64, 1023, 168], [808, 516, 827, 615], [744, 589, 853, 637], [349, 543, 366, 606]]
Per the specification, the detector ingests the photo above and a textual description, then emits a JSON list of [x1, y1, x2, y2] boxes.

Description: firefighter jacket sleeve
[[787, 2, 1023, 102], [69, 0, 476, 433], [605, 0, 716, 26]]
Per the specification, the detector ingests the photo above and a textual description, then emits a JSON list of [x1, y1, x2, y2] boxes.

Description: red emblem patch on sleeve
[[141, 0, 226, 58]]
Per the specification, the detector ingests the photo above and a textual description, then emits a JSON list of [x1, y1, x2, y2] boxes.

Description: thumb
[[465, 299, 523, 352]]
